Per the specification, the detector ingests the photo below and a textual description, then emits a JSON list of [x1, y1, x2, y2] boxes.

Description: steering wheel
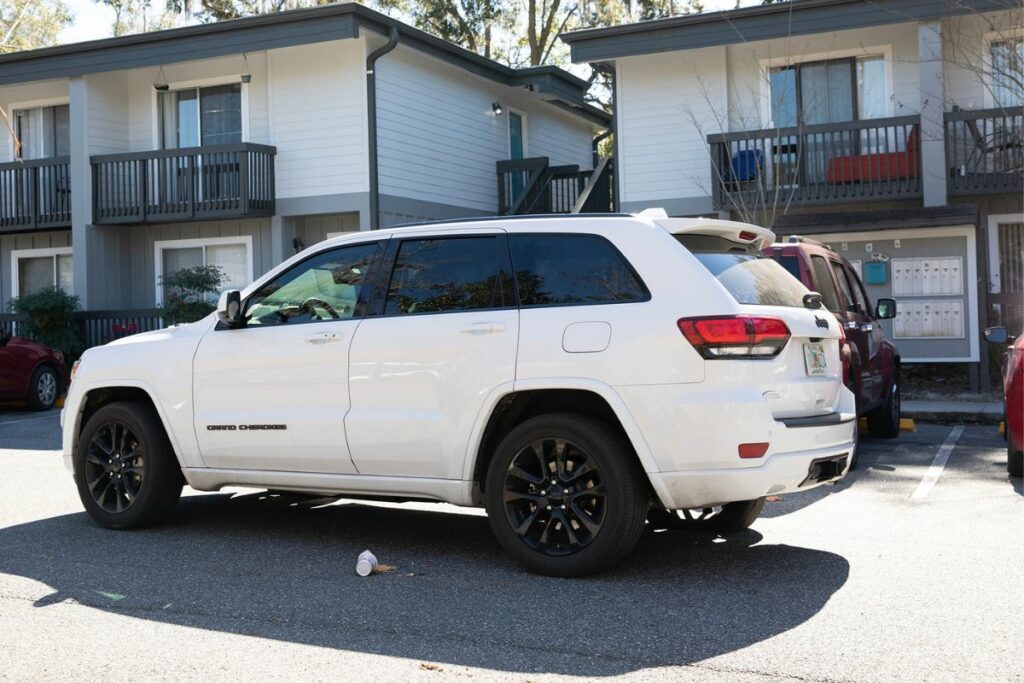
[[300, 297, 340, 320]]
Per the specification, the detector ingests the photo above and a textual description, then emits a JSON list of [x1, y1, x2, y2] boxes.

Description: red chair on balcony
[[826, 125, 920, 183]]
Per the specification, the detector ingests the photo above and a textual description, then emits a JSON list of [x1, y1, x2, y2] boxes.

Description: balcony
[[497, 156, 615, 216], [708, 115, 922, 211], [945, 106, 1023, 196], [91, 143, 276, 225], [0, 157, 71, 232]]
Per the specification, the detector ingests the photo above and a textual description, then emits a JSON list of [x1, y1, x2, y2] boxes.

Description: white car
[[62, 210, 856, 576]]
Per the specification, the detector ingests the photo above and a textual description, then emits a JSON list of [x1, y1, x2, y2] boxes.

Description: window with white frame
[[991, 38, 1023, 108], [159, 84, 242, 149], [768, 55, 887, 127], [13, 104, 70, 160], [155, 237, 252, 305], [11, 248, 73, 298]]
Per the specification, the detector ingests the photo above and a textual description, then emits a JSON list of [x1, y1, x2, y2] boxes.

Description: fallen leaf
[[373, 564, 397, 574], [419, 663, 443, 672], [765, 496, 782, 502]]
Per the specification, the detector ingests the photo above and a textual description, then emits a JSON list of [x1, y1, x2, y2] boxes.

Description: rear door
[[345, 231, 518, 479]]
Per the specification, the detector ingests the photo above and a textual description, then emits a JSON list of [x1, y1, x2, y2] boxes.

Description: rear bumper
[[649, 443, 853, 509], [616, 382, 857, 509]]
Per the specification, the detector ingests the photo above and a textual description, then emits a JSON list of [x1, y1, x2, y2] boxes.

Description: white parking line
[[911, 425, 965, 501]]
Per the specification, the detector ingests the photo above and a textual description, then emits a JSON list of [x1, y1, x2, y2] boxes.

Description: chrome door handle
[[861, 323, 874, 332], [461, 322, 505, 335], [844, 321, 859, 330], [306, 332, 340, 344]]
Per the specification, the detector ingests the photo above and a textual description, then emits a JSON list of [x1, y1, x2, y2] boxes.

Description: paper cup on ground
[[356, 550, 378, 577]]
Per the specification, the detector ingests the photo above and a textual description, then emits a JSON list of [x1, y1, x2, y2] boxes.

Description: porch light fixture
[[153, 66, 169, 91], [491, 101, 503, 116], [240, 53, 252, 84]]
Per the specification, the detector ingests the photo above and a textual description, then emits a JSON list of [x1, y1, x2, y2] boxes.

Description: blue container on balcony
[[731, 150, 764, 182]]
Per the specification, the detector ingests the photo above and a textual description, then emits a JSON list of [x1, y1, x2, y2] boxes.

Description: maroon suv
[[765, 237, 901, 440], [0, 329, 67, 411]]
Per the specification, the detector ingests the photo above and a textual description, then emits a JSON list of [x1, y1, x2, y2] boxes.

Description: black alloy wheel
[[502, 437, 606, 557], [84, 420, 145, 514]]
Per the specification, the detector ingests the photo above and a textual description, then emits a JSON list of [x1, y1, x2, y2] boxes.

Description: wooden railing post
[[239, 149, 250, 216], [137, 158, 147, 223], [27, 164, 38, 230], [186, 154, 196, 218]]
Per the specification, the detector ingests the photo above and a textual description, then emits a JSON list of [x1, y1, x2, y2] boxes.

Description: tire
[[74, 401, 183, 529], [867, 374, 901, 439], [484, 413, 649, 577], [25, 365, 59, 411], [1009, 445, 1023, 479], [647, 497, 766, 534]]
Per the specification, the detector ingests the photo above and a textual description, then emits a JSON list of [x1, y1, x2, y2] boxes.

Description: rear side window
[[384, 236, 504, 315], [675, 234, 809, 307], [777, 254, 802, 280], [830, 260, 856, 313], [810, 255, 843, 314], [509, 234, 649, 307]]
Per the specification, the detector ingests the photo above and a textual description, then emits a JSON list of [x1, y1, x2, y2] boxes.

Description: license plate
[[804, 343, 827, 376]]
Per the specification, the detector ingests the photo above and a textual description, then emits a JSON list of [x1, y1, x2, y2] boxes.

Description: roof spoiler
[[635, 208, 775, 250]]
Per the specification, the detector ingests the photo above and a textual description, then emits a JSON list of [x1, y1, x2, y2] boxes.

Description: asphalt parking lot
[[0, 409, 1020, 682]]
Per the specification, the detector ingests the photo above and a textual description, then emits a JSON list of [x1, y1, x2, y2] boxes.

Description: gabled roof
[[561, 0, 1009, 64], [0, 2, 608, 124]]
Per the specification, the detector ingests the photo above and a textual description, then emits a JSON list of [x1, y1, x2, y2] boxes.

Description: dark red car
[[985, 326, 1023, 478], [764, 237, 901, 440], [0, 329, 67, 411]]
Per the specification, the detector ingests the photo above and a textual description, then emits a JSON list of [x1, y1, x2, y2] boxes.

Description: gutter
[[366, 27, 399, 230]]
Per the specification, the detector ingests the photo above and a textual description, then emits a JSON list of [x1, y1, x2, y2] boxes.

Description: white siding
[[0, 80, 69, 163], [616, 47, 727, 206], [376, 44, 595, 212], [268, 39, 368, 198], [942, 11, 1022, 110]]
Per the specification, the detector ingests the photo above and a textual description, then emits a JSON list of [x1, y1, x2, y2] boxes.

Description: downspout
[[366, 27, 399, 230]]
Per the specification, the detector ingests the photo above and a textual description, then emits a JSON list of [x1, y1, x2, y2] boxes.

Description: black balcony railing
[[708, 115, 922, 211], [0, 157, 71, 231], [497, 156, 615, 215], [945, 106, 1023, 196], [91, 143, 276, 225]]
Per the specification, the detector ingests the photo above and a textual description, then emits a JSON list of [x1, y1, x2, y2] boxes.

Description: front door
[[345, 231, 518, 480], [192, 240, 384, 473], [830, 259, 881, 407]]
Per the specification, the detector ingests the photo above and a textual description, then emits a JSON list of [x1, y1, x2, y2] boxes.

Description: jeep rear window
[[674, 234, 809, 307]]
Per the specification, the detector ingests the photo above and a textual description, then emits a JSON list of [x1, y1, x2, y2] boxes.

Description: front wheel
[[867, 375, 901, 438], [26, 365, 59, 411], [484, 413, 649, 577], [1009, 444, 1023, 478], [74, 401, 183, 529]]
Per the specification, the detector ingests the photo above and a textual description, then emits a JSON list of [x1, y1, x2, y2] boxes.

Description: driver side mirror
[[984, 326, 1008, 344], [875, 298, 897, 320], [216, 290, 244, 327]]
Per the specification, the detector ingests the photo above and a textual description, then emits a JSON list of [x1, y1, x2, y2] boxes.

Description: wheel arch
[[23, 359, 63, 397], [464, 380, 671, 507], [73, 382, 187, 472]]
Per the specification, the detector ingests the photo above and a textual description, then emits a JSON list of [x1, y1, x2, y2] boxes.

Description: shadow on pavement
[[0, 492, 849, 675]]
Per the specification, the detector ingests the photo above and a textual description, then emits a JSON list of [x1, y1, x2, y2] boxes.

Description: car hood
[[103, 317, 212, 348], [6, 336, 61, 358]]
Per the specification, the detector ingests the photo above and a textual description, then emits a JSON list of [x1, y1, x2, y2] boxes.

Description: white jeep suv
[[62, 211, 856, 576]]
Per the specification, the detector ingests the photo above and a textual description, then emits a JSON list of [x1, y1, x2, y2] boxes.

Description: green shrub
[[160, 265, 226, 324], [8, 287, 85, 360]]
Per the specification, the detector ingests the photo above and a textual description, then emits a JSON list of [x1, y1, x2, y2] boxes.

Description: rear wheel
[[26, 365, 59, 411], [868, 374, 901, 439], [484, 413, 649, 577], [74, 401, 182, 529], [647, 498, 766, 534], [1009, 444, 1023, 478]]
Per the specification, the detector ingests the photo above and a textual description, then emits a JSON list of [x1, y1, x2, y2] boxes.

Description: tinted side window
[[810, 255, 843, 313], [509, 234, 648, 307], [844, 265, 873, 316], [777, 254, 802, 280], [384, 236, 504, 315], [245, 242, 380, 326], [830, 260, 857, 313]]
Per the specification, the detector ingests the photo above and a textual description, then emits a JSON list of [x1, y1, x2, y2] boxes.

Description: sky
[[58, 0, 750, 45]]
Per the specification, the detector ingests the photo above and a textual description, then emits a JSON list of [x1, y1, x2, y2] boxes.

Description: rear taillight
[[677, 315, 791, 359]]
